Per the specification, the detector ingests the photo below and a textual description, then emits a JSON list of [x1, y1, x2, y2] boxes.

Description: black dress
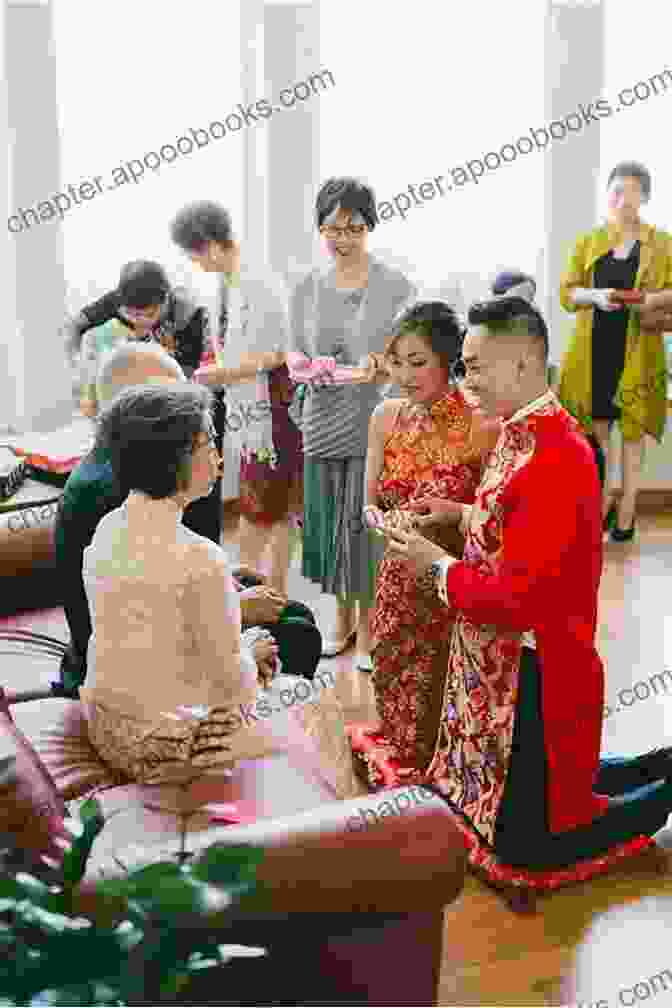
[[591, 241, 640, 422]]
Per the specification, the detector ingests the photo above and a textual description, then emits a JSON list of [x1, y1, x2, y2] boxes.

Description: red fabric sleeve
[[444, 454, 578, 632]]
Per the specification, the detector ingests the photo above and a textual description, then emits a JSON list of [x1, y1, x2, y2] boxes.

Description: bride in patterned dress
[[348, 302, 499, 788], [79, 381, 360, 799]]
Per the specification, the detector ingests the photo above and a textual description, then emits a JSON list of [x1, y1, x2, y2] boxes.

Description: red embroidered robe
[[428, 392, 611, 841]]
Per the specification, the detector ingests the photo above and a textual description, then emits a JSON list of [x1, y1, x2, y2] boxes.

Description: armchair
[[1, 689, 466, 1005]]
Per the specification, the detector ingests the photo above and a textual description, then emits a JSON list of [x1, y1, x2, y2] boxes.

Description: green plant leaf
[[186, 954, 220, 972], [122, 861, 183, 890], [60, 805, 105, 890], [191, 844, 264, 886], [217, 943, 268, 960], [30, 980, 124, 1005], [77, 798, 104, 827]]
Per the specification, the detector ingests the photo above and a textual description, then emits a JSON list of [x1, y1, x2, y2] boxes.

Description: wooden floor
[[221, 511, 672, 1006], [4, 507, 671, 1005]]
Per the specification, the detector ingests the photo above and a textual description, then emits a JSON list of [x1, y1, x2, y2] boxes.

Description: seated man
[[54, 343, 321, 697]]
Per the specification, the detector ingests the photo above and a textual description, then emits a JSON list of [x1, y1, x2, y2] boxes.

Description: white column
[[241, 0, 267, 271], [219, 0, 266, 502], [6, 0, 72, 432], [544, 0, 604, 367], [1, 0, 19, 433], [265, 1, 321, 283]]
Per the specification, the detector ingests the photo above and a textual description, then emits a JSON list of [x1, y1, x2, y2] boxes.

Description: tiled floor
[[4, 509, 672, 1005]]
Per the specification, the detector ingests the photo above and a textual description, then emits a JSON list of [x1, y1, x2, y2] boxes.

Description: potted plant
[[0, 780, 272, 1006]]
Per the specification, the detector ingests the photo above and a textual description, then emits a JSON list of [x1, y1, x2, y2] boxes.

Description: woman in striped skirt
[[289, 178, 415, 668]]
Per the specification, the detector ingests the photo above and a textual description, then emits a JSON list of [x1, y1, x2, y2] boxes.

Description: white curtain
[[52, 0, 243, 317], [319, 0, 546, 307]]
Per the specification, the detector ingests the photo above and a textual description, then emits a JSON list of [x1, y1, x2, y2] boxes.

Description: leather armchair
[[2, 694, 466, 1005]]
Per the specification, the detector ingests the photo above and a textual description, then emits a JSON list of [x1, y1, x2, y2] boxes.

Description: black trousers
[[494, 648, 672, 869]]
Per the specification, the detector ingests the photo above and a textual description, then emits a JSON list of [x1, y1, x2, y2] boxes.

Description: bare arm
[[641, 288, 672, 311], [195, 351, 286, 387], [364, 400, 402, 508]]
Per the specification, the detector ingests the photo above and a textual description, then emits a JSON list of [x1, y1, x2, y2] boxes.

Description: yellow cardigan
[[558, 220, 671, 442]]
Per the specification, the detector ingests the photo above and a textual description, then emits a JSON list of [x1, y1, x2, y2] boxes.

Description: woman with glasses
[[79, 382, 360, 794], [289, 177, 415, 668], [348, 302, 498, 787]]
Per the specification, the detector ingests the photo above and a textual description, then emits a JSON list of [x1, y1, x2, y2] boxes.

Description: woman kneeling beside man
[[79, 381, 359, 797]]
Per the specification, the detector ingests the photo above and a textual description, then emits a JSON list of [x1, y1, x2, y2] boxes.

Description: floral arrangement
[[241, 446, 278, 471]]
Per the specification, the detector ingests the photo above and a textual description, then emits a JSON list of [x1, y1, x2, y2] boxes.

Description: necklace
[[310, 260, 372, 362]]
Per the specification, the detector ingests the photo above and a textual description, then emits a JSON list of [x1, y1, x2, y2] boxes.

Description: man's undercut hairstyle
[[468, 296, 549, 363], [607, 160, 652, 201], [315, 177, 378, 231], [96, 383, 214, 500], [170, 201, 234, 253], [117, 261, 170, 309], [387, 300, 465, 377], [96, 343, 182, 407]]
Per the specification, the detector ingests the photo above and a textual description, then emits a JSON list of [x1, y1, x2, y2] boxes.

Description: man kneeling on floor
[[53, 343, 322, 697]]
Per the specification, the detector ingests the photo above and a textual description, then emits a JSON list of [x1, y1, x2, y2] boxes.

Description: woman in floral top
[[348, 302, 499, 787]]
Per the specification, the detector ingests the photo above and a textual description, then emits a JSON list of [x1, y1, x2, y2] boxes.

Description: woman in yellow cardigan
[[559, 161, 671, 541]]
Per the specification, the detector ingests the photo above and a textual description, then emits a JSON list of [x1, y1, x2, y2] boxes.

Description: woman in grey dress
[[289, 178, 415, 667]]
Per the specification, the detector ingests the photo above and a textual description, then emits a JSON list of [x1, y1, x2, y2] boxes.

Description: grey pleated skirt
[[302, 456, 384, 605]]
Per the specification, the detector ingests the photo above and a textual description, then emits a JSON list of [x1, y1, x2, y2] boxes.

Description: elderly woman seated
[[78, 381, 358, 792], [55, 342, 321, 697]]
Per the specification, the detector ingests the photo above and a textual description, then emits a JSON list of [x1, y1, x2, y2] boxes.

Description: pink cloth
[[286, 351, 370, 386]]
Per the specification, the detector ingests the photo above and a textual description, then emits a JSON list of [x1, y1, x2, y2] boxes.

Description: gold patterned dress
[[349, 387, 494, 788]]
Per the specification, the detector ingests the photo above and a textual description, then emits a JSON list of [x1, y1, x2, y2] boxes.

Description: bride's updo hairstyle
[[468, 271, 548, 364], [385, 300, 465, 379]]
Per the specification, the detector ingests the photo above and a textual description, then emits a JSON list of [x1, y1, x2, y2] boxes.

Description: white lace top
[[82, 492, 259, 718]]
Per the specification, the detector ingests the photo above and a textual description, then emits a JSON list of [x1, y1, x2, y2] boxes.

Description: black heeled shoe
[[596, 747, 672, 794], [610, 521, 635, 542], [603, 505, 617, 532]]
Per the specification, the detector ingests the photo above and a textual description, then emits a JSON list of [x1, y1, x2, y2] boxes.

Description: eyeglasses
[[319, 225, 368, 239]]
